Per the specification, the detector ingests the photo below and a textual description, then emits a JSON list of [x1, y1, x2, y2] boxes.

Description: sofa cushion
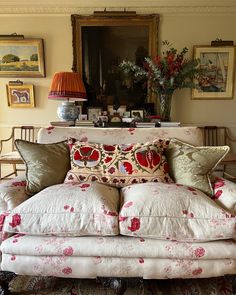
[[64, 140, 173, 188], [119, 182, 236, 242], [3, 182, 119, 236], [15, 140, 71, 196], [166, 138, 229, 195]]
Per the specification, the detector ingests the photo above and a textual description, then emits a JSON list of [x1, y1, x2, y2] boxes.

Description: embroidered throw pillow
[[15, 140, 71, 196], [64, 140, 173, 187], [166, 138, 229, 196]]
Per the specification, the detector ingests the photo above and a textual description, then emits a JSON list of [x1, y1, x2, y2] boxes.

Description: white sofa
[[1, 126, 236, 294]]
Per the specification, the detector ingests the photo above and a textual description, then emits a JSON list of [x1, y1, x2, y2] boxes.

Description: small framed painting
[[6, 84, 35, 108], [87, 107, 102, 121], [192, 45, 236, 99], [0, 38, 45, 77], [131, 109, 144, 120], [107, 105, 127, 116]]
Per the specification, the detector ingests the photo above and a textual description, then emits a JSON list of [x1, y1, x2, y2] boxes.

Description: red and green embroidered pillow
[[64, 140, 173, 187]]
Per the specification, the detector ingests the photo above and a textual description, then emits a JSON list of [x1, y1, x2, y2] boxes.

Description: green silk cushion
[[15, 140, 70, 196], [166, 138, 229, 196]]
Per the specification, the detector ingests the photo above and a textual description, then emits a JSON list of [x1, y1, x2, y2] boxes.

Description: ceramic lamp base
[[57, 101, 79, 121]]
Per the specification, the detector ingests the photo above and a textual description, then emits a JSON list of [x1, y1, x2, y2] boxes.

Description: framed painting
[[0, 38, 45, 77], [192, 46, 236, 99], [6, 84, 35, 108], [87, 107, 102, 121]]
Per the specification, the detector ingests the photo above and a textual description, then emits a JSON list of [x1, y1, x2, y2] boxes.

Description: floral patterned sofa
[[1, 126, 236, 295]]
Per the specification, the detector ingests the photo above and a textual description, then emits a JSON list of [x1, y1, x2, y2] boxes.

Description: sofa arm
[[212, 177, 236, 215], [0, 176, 28, 213]]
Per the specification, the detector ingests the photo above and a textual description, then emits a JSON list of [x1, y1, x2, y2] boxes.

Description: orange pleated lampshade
[[48, 72, 87, 101]]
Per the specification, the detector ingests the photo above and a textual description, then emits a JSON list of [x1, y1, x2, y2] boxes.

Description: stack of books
[[50, 121, 75, 127], [160, 122, 181, 127], [136, 122, 156, 128], [75, 120, 94, 127]]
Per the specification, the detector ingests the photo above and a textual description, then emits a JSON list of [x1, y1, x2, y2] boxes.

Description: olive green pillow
[[15, 140, 70, 196], [166, 138, 229, 196]]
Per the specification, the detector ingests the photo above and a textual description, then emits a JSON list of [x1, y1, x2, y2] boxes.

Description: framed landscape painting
[[0, 38, 45, 77], [192, 46, 236, 99]]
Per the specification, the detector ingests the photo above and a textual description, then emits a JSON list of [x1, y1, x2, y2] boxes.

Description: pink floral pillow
[[64, 140, 173, 187]]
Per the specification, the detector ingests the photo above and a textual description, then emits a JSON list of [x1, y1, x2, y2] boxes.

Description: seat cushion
[[15, 140, 71, 196], [64, 139, 173, 188], [0, 150, 23, 162], [3, 182, 120, 236], [119, 182, 236, 242], [166, 138, 229, 195]]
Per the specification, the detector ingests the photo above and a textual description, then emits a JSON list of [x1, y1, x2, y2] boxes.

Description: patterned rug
[[8, 275, 234, 294]]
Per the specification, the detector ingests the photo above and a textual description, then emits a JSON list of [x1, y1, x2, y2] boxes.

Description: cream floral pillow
[[119, 182, 236, 242], [166, 138, 229, 195]]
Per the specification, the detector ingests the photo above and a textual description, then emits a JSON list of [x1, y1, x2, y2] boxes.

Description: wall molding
[[0, 0, 236, 15]]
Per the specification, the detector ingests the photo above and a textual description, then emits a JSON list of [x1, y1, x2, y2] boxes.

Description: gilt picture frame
[[0, 38, 45, 77], [6, 84, 35, 108], [192, 45, 236, 99]]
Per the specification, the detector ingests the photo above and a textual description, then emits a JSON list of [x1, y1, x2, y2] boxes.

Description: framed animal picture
[[6, 84, 35, 108]]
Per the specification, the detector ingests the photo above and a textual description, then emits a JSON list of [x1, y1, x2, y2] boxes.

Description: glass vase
[[159, 92, 173, 122]]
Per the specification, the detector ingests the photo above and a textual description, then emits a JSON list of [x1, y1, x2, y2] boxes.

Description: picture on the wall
[[192, 46, 236, 99], [6, 84, 35, 108], [0, 38, 45, 77]]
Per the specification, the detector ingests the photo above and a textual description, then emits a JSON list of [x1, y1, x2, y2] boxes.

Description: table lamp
[[48, 72, 87, 121]]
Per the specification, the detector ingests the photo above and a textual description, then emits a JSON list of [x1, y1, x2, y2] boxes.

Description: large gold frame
[[71, 13, 159, 104]]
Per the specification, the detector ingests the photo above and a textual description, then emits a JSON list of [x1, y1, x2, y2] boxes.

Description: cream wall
[[0, 9, 236, 134]]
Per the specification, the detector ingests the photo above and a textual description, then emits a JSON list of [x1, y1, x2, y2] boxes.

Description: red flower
[[123, 201, 133, 208], [119, 216, 128, 222], [213, 181, 225, 189], [12, 181, 26, 187], [0, 214, 6, 231], [74, 147, 100, 162], [139, 257, 144, 264], [212, 190, 223, 200], [108, 167, 115, 174], [121, 145, 133, 152], [104, 156, 112, 163], [121, 162, 133, 175], [0, 214, 5, 226], [63, 246, 74, 256], [194, 247, 205, 258], [101, 177, 108, 183], [103, 145, 116, 152], [9, 214, 21, 228], [136, 149, 160, 169], [62, 267, 72, 275], [128, 217, 140, 232], [192, 267, 202, 276], [79, 183, 90, 189]]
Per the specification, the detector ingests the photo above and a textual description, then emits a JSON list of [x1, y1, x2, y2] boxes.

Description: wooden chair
[[202, 126, 236, 180], [0, 126, 38, 180]]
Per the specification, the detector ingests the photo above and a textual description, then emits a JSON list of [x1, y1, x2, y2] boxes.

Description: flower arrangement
[[119, 41, 203, 121], [119, 40, 202, 96]]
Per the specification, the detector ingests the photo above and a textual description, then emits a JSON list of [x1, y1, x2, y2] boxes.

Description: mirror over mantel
[[71, 13, 159, 113]]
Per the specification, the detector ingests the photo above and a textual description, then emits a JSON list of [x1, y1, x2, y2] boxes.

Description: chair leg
[[12, 164, 17, 177]]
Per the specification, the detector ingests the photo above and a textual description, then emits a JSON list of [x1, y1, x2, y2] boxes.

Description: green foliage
[[30, 53, 38, 61], [2, 54, 20, 63], [119, 41, 203, 95]]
